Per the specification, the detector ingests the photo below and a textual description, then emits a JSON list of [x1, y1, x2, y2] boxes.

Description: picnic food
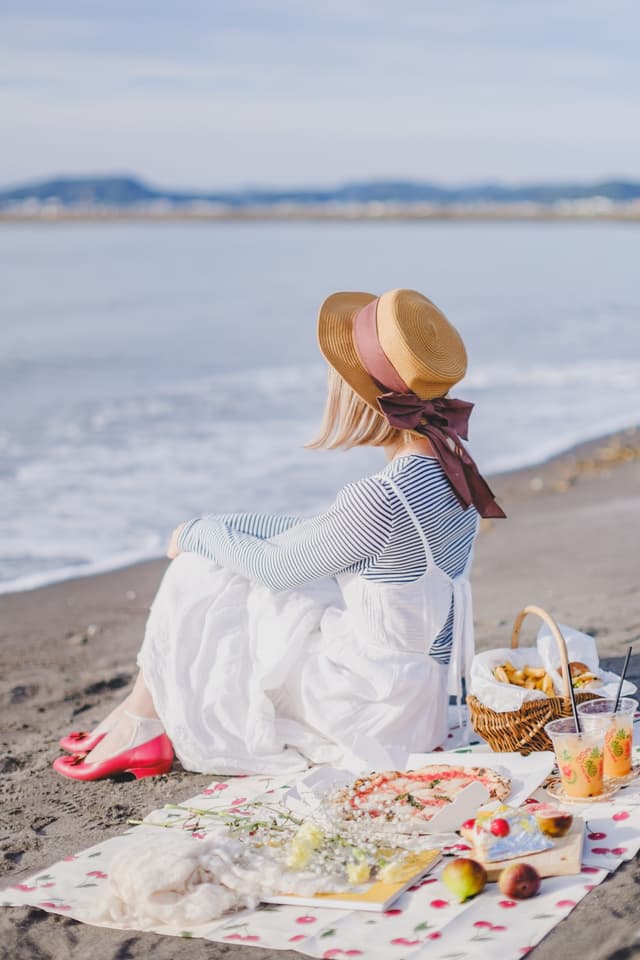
[[441, 857, 487, 902], [498, 862, 541, 899], [492, 658, 603, 696], [492, 661, 556, 696], [565, 661, 601, 689], [526, 803, 573, 838], [329, 765, 511, 828], [460, 804, 553, 862]]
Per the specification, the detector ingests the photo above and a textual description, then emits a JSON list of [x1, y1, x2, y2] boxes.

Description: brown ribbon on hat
[[353, 298, 506, 519]]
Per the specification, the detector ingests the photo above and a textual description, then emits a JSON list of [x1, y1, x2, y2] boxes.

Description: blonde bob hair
[[306, 366, 404, 450]]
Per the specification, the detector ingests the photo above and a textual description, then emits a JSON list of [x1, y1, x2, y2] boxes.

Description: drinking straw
[[567, 668, 581, 733], [613, 646, 633, 713]]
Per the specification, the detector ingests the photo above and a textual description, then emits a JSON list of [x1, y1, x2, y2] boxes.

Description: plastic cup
[[545, 717, 605, 798], [578, 698, 638, 779]]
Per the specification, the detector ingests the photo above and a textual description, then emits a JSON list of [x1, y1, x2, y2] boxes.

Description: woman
[[54, 289, 505, 781]]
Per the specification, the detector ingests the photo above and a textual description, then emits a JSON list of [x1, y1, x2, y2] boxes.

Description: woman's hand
[[167, 522, 187, 559]]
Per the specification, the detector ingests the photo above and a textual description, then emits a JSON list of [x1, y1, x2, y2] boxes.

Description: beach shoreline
[[1, 424, 639, 959], [2, 424, 638, 601]]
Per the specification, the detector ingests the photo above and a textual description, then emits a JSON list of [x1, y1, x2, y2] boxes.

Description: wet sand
[[1, 426, 639, 959]]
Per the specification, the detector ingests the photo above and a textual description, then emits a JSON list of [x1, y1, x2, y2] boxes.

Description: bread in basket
[[467, 606, 601, 754]]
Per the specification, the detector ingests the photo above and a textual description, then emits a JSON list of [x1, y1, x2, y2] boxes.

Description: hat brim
[[317, 291, 383, 409]]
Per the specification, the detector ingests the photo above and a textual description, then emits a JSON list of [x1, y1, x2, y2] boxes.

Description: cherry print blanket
[[3, 723, 640, 960]]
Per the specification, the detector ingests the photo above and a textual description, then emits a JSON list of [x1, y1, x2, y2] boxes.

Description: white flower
[[294, 821, 324, 850], [378, 859, 407, 884], [285, 838, 314, 870], [346, 861, 371, 884]]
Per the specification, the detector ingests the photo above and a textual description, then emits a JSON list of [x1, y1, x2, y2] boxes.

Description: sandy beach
[[1, 426, 639, 960]]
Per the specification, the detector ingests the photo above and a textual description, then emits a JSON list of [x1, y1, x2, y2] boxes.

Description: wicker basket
[[467, 605, 600, 754]]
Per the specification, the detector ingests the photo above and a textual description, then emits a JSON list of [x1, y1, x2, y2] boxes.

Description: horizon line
[[2, 170, 640, 194]]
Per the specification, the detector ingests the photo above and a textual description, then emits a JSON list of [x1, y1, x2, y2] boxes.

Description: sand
[[1, 427, 639, 960]]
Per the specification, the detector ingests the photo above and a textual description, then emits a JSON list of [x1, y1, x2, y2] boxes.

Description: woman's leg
[[84, 670, 163, 764]]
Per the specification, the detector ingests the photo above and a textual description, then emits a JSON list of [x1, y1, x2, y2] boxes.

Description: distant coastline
[[2, 206, 640, 222], [1, 173, 639, 222]]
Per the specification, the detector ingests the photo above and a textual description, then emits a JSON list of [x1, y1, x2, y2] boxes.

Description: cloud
[[0, 1, 638, 187]]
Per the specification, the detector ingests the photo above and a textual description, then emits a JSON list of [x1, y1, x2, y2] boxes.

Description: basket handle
[[510, 605, 571, 699]]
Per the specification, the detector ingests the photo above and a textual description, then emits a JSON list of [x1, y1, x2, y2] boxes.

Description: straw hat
[[317, 289, 467, 409]]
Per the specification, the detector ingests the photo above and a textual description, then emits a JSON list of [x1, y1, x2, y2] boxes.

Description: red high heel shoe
[[58, 730, 108, 754], [53, 713, 174, 781]]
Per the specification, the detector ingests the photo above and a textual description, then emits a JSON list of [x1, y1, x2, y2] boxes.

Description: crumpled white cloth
[[92, 830, 305, 929]]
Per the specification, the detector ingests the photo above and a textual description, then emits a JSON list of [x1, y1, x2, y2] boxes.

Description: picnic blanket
[[3, 721, 640, 960]]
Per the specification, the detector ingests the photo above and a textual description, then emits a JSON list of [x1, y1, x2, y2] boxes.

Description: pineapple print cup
[[578, 698, 638, 779], [545, 717, 605, 798]]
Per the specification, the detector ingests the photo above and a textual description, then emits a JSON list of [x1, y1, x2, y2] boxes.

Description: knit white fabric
[[93, 830, 320, 928]]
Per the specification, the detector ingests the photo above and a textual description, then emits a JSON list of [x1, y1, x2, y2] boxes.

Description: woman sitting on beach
[[54, 289, 505, 781]]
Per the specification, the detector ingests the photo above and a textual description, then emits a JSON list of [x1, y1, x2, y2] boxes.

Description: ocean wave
[[462, 360, 640, 390], [0, 547, 165, 596], [2, 359, 639, 594]]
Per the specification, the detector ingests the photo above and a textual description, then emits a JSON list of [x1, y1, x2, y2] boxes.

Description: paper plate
[[545, 779, 621, 804]]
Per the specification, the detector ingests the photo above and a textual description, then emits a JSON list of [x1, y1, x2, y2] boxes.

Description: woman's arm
[[204, 512, 302, 539], [177, 476, 393, 591], [167, 512, 301, 558]]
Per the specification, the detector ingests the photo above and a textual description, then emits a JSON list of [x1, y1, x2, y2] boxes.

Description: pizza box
[[460, 817, 585, 879], [263, 848, 442, 912], [285, 751, 554, 836], [406, 750, 555, 808]]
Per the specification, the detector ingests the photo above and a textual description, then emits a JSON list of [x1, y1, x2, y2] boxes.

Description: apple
[[441, 857, 487, 903], [498, 862, 541, 900]]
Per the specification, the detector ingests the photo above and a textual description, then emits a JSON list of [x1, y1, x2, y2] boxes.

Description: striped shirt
[[178, 454, 478, 662]]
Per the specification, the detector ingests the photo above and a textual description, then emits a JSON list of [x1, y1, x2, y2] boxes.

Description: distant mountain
[[1, 174, 640, 209]]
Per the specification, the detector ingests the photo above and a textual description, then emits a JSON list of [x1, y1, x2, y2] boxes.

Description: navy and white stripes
[[178, 454, 478, 662]]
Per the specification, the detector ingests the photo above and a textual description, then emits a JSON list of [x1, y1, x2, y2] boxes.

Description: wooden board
[[464, 819, 584, 880]]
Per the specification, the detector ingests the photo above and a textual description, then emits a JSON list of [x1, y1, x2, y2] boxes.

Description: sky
[[1, 0, 639, 190]]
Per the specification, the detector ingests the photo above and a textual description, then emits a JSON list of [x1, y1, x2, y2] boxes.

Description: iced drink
[[578, 698, 637, 779], [545, 718, 605, 798]]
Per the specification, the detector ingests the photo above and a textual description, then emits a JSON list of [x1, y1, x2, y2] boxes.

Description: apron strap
[[379, 475, 437, 568], [381, 475, 478, 735]]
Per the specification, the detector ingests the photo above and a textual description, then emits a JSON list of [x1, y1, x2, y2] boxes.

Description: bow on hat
[[377, 393, 506, 519]]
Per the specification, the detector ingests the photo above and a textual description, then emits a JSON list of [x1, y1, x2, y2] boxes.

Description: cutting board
[[462, 819, 584, 879]]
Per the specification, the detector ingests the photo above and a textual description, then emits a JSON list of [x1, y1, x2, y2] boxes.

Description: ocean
[[2, 220, 639, 593]]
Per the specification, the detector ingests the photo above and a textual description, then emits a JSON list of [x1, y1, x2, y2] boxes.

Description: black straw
[[567, 666, 581, 733], [614, 646, 633, 714]]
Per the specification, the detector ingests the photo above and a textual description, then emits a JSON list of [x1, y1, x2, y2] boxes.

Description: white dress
[[138, 459, 478, 774]]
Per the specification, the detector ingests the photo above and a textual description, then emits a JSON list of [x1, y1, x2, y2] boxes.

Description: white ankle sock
[[123, 710, 165, 749]]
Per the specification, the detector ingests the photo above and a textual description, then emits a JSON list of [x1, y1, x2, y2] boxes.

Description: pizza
[[328, 765, 511, 829]]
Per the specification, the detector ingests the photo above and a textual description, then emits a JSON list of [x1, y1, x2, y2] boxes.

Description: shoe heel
[[127, 761, 173, 780]]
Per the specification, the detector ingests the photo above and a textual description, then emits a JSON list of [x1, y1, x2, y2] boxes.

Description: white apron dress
[[138, 476, 477, 775]]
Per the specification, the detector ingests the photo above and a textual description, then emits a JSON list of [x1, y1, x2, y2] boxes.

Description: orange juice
[[578, 698, 637, 780], [604, 717, 633, 778], [545, 718, 605, 798]]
